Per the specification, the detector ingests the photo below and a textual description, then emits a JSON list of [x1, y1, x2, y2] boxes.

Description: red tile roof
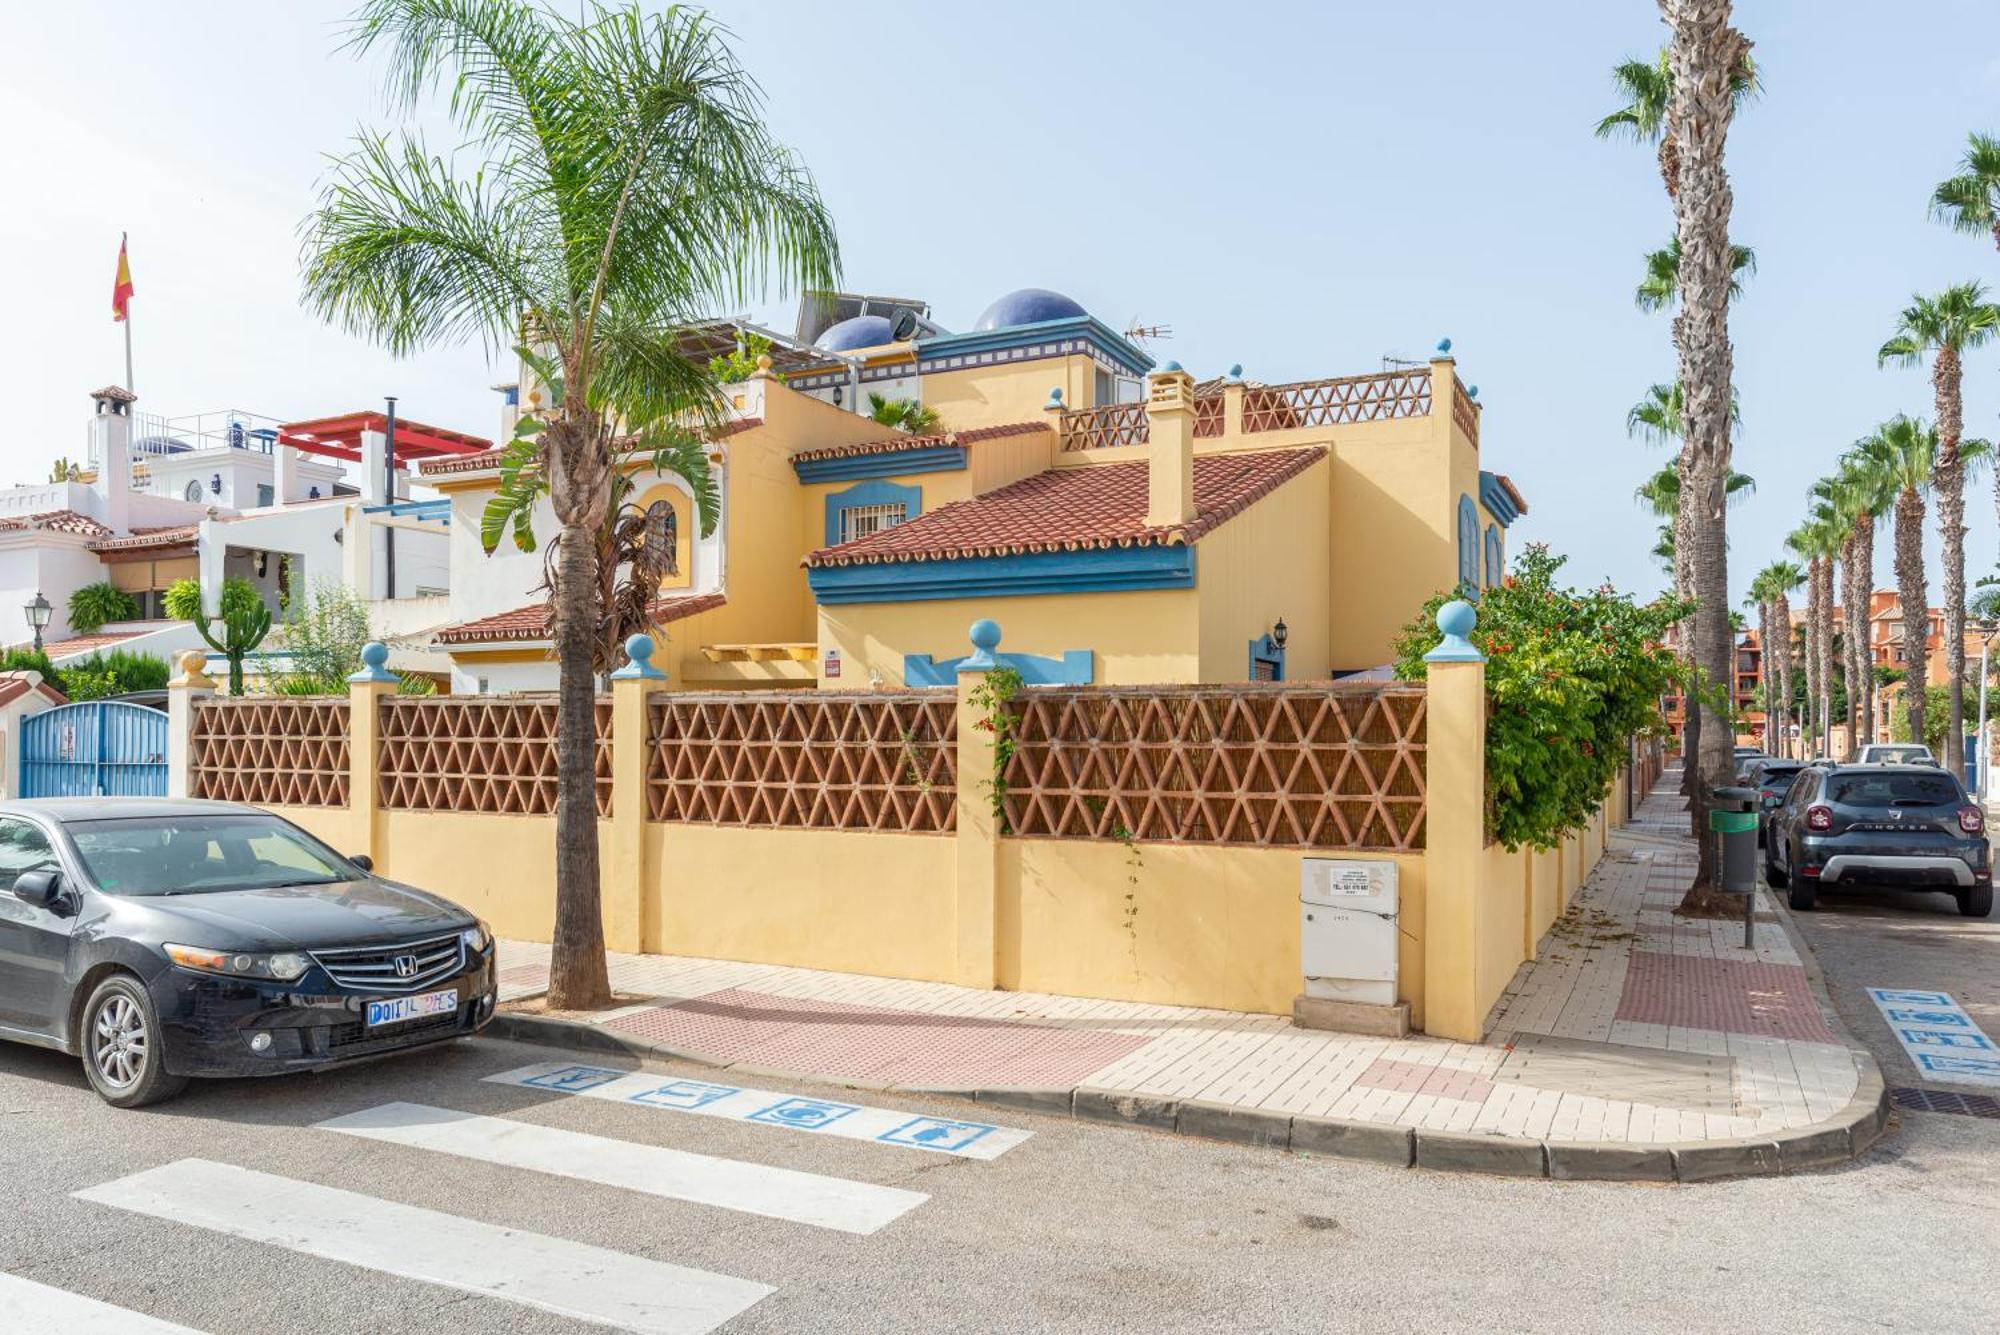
[[419, 418, 762, 478], [89, 385, 138, 404], [40, 628, 148, 660], [434, 592, 727, 645], [0, 509, 114, 538], [0, 672, 66, 708], [89, 524, 199, 553], [789, 420, 1047, 465], [805, 447, 1327, 567]]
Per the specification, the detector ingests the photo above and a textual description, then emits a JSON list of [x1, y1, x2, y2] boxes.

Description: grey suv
[[1765, 765, 1992, 917]]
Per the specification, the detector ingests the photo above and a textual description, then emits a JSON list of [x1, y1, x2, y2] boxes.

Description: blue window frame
[[1248, 633, 1286, 681], [824, 479, 921, 548], [1456, 494, 1480, 592], [1484, 523, 1503, 588]]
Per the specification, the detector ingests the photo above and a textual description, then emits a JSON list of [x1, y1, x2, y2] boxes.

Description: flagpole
[[121, 232, 133, 393]]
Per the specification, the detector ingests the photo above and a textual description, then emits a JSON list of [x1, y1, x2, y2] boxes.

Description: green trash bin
[[1710, 786, 1758, 894]]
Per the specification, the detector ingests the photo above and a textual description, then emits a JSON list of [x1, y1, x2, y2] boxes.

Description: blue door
[[20, 701, 168, 798]]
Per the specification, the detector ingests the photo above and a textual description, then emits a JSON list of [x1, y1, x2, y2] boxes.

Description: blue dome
[[972, 287, 1087, 331], [817, 314, 895, 352]]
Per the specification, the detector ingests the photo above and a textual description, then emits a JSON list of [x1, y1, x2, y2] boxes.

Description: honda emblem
[[393, 954, 418, 978]]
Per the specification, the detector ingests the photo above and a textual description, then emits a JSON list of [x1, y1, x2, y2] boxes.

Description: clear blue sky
[[6, 2, 2000, 611]]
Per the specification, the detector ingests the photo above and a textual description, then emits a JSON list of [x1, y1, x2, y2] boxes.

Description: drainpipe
[[383, 396, 398, 601]]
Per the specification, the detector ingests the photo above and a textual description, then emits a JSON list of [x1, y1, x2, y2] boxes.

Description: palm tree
[[1879, 282, 2000, 773], [866, 393, 941, 435], [1661, 3, 1755, 908], [1856, 418, 1945, 751], [1830, 446, 1897, 747], [1635, 236, 1757, 313], [1783, 527, 1823, 758], [1931, 132, 2000, 252], [1756, 560, 1804, 757], [1595, 45, 1757, 200], [1791, 504, 1845, 760], [300, 0, 840, 1009]]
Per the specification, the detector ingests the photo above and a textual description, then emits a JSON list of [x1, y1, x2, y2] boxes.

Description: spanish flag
[[112, 235, 134, 323]]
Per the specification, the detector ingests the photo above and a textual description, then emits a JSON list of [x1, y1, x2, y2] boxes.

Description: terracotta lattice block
[[1001, 684, 1426, 850], [376, 696, 612, 817], [189, 698, 351, 808], [1452, 378, 1479, 444], [1241, 368, 1431, 432], [1058, 401, 1150, 452], [646, 692, 957, 832]]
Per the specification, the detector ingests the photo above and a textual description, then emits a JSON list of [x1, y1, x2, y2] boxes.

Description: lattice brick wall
[[190, 698, 351, 808], [378, 696, 612, 816], [647, 693, 957, 832], [1001, 685, 1427, 850], [1241, 369, 1433, 432], [1452, 376, 1479, 445], [1058, 401, 1149, 452]]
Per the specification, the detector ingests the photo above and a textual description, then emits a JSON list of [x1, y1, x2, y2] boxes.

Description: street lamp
[[23, 591, 51, 654]]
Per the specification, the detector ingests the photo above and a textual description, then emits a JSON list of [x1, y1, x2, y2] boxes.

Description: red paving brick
[[1352, 1058, 1497, 1103], [1614, 951, 1835, 1043], [605, 987, 1150, 1088]]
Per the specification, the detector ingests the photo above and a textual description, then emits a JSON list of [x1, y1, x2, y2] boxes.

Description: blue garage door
[[20, 701, 168, 797]]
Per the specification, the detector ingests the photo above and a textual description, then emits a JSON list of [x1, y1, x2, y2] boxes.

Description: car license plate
[[366, 988, 458, 1028]]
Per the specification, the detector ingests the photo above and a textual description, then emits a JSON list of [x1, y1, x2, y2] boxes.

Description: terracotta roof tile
[[419, 417, 762, 478], [88, 524, 200, 553], [0, 673, 67, 708], [39, 628, 147, 660], [789, 420, 1047, 465], [805, 447, 1327, 567], [89, 385, 138, 404], [434, 591, 726, 645], [0, 509, 114, 538]]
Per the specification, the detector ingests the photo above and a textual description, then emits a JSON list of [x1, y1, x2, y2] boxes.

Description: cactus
[[189, 580, 271, 695]]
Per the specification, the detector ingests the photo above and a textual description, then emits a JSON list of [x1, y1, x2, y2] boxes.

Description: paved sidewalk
[[494, 769, 1887, 1180]]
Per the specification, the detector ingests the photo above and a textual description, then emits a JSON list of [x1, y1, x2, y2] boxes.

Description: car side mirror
[[349, 854, 373, 873], [13, 870, 63, 910]]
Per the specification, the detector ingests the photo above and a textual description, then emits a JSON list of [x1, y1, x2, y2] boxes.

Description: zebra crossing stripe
[[485, 1060, 1033, 1160], [317, 1102, 927, 1234], [0, 1271, 208, 1333], [74, 1159, 771, 1335]]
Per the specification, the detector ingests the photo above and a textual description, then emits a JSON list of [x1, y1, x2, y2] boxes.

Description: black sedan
[[0, 799, 495, 1107], [1764, 765, 1993, 918]]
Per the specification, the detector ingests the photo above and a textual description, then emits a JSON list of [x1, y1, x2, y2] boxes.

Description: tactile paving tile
[[1614, 951, 1835, 1043], [605, 986, 1150, 1088]]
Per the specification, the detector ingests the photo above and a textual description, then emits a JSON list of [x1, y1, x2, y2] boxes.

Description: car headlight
[[461, 921, 491, 954], [164, 944, 314, 982]]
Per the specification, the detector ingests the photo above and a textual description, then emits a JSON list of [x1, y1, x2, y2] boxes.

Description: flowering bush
[[1392, 544, 1690, 850]]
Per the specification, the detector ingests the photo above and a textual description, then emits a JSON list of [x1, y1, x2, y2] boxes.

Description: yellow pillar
[[1144, 363, 1196, 527], [607, 633, 669, 955], [165, 651, 216, 800], [1222, 363, 1246, 436], [346, 641, 396, 866], [953, 619, 1004, 989], [1421, 600, 1488, 1042]]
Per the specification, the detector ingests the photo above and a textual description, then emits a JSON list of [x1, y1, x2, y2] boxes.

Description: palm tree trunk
[[1897, 488, 1931, 748], [1856, 513, 1876, 743], [1755, 598, 1774, 751], [1816, 556, 1837, 758], [1674, 456, 1699, 794], [1664, 0, 1751, 911], [1935, 347, 1969, 775], [1802, 565, 1822, 760], [1841, 532, 1863, 757], [1774, 589, 1795, 758]]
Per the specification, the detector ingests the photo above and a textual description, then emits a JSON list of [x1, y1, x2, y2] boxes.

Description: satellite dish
[[890, 308, 921, 341]]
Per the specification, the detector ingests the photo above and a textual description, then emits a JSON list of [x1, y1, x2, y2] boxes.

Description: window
[[68, 813, 354, 896], [0, 819, 58, 892], [1456, 495, 1480, 592], [183, 480, 203, 502], [841, 502, 907, 544], [1826, 771, 1962, 808], [256, 483, 274, 507], [1483, 524, 1503, 588]]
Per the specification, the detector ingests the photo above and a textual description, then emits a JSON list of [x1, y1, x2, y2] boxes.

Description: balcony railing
[[1057, 367, 1446, 451]]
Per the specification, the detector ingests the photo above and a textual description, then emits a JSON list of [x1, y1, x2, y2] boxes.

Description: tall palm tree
[[1662, 0, 1755, 907], [1833, 445, 1897, 745], [1628, 381, 1741, 665], [1931, 132, 2000, 252], [1595, 45, 1757, 200], [1744, 575, 1776, 754], [1784, 523, 1828, 759], [1757, 560, 1804, 757], [1879, 282, 2000, 773], [300, 0, 840, 1009], [1635, 236, 1757, 313], [1857, 418, 1944, 749]]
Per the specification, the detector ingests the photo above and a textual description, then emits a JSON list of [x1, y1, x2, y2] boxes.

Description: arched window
[[1456, 494, 1480, 592], [1484, 523, 1503, 588]]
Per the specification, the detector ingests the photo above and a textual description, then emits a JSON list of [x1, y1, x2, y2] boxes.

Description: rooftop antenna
[[1123, 318, 1172, 348], [1380, 352, 1428, 369]]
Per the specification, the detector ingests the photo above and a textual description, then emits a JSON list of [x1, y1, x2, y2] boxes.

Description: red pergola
[[275, 412, 492, 466]]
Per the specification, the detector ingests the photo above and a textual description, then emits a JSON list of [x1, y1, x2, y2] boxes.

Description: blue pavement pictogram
[[1915, 1051, 2000, 1077], [1898, 1028, 1994, 1050], [629, 1079, 741, 1110], [1883, 1008, 1972, 1028], [1869, 989, 1951, 1006], [877, 1116, 998, 1153], [521, 1065, 625, 1092], [747, 1097, 859, 1130]]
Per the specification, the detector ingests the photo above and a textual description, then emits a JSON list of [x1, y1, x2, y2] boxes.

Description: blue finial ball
[[969, 619, 1002, 653], [1228, 362, 1244, 379], [360, 641, 389, 670], [625, 632, 655, 664], [1160, 359, 1183, 374], [1437, 600, 1476, 639], [1436, 337, 1452, 354], [1467, 385, 1479, 400], [1046, 386, 1063, 404]]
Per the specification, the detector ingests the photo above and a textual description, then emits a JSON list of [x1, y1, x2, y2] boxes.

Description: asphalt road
[[1, 1026, 1997, 1335]]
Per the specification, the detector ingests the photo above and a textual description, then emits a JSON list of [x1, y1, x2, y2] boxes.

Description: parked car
[[1854, 743, 1936, 766], [1765, 764, 1992, 917], [1745, 759, 1805, 843], [1734, 751, 1771, 784], [0, 799, 495, 1107]]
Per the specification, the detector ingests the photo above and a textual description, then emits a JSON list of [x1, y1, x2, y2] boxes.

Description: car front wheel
[[80, 975, 187, 1109]]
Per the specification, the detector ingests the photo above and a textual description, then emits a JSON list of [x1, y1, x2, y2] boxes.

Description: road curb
[[486, 966, 1890, 1184]]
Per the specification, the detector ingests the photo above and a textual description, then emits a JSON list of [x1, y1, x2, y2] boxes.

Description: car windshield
[[1825, 772, 1963, 809], [1865, 747, 1929, 764], [66, 814, 358, 897]]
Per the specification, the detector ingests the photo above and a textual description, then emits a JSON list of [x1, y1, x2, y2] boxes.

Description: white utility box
[[1300, 858, 1398, 1006]]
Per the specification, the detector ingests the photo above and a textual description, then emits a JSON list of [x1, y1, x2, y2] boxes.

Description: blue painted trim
[[823, 480, 922, 548], [916, 315, 1154, 378], [794, 445, 966, 484], [905, 648, 1093, 687], [1425, 600, 1484, 663], [1483, 523, 1503, 588], [1478, 470, 1522, 528], [363, 498, 452, 521], [1456, 493, 1481, 593], [810, 544, 1196, 604], [1248, 633, 1287, 682]]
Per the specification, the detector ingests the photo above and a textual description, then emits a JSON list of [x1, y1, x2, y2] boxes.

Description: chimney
[[1144, 361, 1195, 528], [359, 426, 388, 505], [88, 385, 135, 534], [272, 443, 298, 506]]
